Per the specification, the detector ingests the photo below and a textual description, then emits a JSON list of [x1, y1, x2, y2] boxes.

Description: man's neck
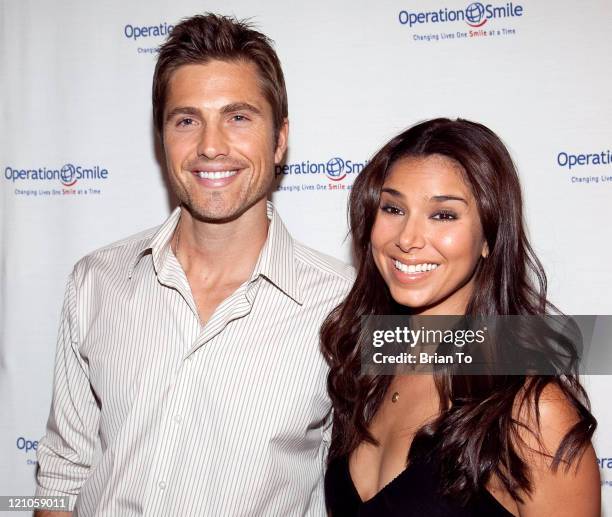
[[174, 200, 270, 287]]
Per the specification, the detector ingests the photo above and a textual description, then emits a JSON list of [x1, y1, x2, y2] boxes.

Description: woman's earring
[[482, 242, 489, 259]]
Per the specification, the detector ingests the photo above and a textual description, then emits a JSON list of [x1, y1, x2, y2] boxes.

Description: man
[[35, 14, 353, 516]]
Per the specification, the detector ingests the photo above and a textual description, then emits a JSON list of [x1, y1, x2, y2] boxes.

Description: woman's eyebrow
[[381, 187, 404, 199], [430, 194, 468, 205]]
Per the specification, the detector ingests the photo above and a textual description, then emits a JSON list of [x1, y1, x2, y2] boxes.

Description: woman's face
[[371, 154, 488, 315]]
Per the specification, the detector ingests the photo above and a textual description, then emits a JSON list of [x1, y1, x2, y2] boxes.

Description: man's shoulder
[[293, 240, 355, 286], [72, 225, 159, 280]]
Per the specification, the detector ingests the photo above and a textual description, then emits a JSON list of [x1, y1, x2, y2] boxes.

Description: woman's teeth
[[394, 260, 439, 273]]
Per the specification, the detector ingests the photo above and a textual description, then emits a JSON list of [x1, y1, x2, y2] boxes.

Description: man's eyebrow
[[221, 102, 262, 116], [165, 106, 200, 122], [430, 195, 468, 205]]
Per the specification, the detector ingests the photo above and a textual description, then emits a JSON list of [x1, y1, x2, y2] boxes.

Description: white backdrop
[[2, 0, 611, 513]]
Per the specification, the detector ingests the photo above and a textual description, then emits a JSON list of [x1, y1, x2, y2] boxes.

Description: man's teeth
[[394, 260, 439, 273], [196, 170, 237, 179]]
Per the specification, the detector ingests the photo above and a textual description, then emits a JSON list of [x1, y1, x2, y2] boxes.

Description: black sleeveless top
[[325, 454, 515, 517]]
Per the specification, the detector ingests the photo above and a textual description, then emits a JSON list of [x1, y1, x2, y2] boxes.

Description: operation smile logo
[[465, 2, 489, 27], [398, 2, 524, 42], [59, 163, 78, 186], [16, 436, 38, 466], [275, 156, 368, 193], [123, 21, 174, 55], [556, 149, 612, 185], [5, 162, 109, 197], [599, 456, 612, 488]]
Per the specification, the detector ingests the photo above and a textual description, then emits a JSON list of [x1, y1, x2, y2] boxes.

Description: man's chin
[[181, 199, 263, 225]]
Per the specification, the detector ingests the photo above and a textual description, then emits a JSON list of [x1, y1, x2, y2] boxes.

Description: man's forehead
[[164, 59, 269, 109], [167, 59, 260, 88]]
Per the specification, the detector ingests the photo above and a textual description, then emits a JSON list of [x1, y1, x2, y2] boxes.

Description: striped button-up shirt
[[35, 203, 354, 516]]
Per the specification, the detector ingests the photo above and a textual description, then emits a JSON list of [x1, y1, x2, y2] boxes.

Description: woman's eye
[[432, 210, 457, 221], [380, 204, 404, 216]]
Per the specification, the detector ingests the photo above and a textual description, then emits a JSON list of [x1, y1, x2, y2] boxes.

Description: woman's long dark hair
[[320, 118, 596, 503]]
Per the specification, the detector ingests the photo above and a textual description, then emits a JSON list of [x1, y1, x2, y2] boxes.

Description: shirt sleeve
[[305, 408, 333, 516], [35, 270, 101, 510]]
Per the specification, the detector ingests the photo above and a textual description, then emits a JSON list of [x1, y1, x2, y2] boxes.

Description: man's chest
[[77, 278, 331, 443]]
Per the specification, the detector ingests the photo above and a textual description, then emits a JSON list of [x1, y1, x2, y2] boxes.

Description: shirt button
[[173, 414, 183, 424], [158, 481, 166, 490]]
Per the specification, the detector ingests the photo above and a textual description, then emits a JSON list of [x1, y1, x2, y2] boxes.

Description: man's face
[[162, 59, 288, 223]]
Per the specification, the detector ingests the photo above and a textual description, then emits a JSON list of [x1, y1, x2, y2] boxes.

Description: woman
[[321, 118, 600, 516]]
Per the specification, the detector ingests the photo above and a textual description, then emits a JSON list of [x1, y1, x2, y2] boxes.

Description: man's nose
[[196, 124, 229, 159]]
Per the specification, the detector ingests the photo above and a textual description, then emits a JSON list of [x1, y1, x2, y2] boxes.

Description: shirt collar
[[128, 202, 302, 304], [250, 202, 302, 304], [128, 206, 181, 279]]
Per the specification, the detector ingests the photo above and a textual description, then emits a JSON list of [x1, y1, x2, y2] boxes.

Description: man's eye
[[380, 204, 403, 215], [432, 210, 457, 221], [177, 118, 195, 127], [232, 114, 249, 122]]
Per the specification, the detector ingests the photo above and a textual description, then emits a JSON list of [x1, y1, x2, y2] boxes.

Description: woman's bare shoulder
[[512, 381, 600, 517]]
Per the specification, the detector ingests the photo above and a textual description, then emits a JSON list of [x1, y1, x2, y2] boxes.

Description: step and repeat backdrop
[[2, 0, 611, 513]]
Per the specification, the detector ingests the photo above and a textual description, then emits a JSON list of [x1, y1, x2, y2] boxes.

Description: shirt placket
[[142, 280, 259, 515]]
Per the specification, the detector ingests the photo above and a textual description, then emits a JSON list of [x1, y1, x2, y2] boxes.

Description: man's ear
[[274, 118, 289, 164]]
